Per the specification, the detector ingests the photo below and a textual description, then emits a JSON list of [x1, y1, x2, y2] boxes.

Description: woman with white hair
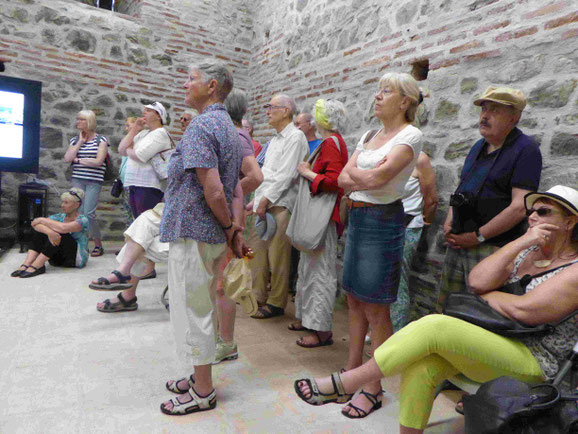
[[289, 99, 349, 348], [63, 109, 108, 257], [321, 72, 423, 418], [11, 188, 89, 278]]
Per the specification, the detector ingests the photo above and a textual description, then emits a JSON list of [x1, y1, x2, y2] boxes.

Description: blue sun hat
[[255, 212, 277, 241]]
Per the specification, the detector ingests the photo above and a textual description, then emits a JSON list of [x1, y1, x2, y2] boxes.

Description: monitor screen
[[0, 76, 42, 173]]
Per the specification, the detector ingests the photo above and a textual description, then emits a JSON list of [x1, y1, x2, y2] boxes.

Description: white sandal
[[165, 374, 195, 394], [160, 387, 216, 416]]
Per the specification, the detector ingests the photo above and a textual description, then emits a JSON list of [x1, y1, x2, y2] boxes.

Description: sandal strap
[[117, 292, 136, 307], [346, 402, 368, 417], [359, 388, 384, 406], [96, 277, 111, 285], [27, 265, 38, 271], [331, 372, 347, 397], [111, 270, 131, 283]]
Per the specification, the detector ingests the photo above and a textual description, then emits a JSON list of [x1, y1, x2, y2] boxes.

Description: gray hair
[[275, 94, 297, 118], [191, 61, 234, 102], [378, 72, 421, 122], [61, 187, 84, 204], [77, 110, 96, 131], [297, 112, 315, 127], [315, 100, 348, 133], [224, 89, 248, 125]]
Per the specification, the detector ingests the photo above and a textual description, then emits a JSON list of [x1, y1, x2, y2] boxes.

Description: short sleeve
[[49, 213, 63, 222], [511, 143, 542, 191], [134, 129, 171, 163], [394, 127, 423, 159], [75, 215, 89, 232], [182, 119, 218, 170]]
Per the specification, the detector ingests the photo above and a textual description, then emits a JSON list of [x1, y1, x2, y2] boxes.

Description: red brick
[[98, 83, 115, 89], [380, 31, 403, 42], [450, 40, 482, 54], [363, 77, 379, 85], [495, 31, 513, 42], [344, 47, 361, 56], [544, 11, 578, 29], [322, 88, 336, 94], [473, 20, 510, 36], [562, 28, 578, 39], [430, 58, 460, 70], [514, 26, 538, 38], [437, 32, 467, 46], [395, 47, 416, 58], [463, 49, 501, 62], [428, 26, 449, 36], [524, 1, 567, 19]]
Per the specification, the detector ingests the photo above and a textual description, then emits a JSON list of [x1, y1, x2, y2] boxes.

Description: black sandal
[[97, 292, 138, 313], [11, 264, 29, 277], [89, 270, 132, 290], [251, 304, 284, 319], [90, 246, 105, 257], [342, 389, 384, 419], [19, 265, 46, 278]]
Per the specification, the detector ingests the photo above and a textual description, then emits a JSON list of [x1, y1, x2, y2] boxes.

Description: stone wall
[[245, 0, 577, 316], [0, 0, 253, 240], [0, 0, 577, 312]]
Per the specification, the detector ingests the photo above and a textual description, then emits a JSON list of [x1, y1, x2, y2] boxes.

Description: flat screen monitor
[[0, 75, 42, 174]]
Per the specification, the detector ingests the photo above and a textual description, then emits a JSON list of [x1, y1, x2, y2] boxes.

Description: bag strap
[[519, 258, 578, 287], [156, 129, 176, 161]]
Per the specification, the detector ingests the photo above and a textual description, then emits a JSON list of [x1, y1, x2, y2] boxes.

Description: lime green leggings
[[373, 314, 544, 429]]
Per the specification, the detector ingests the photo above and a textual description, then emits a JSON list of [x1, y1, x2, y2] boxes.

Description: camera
[[450, 192, 478, 234]]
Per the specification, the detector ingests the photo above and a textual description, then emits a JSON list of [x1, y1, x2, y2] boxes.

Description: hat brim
[[473, 97, 520, 110], [524, 192, 578, 216]]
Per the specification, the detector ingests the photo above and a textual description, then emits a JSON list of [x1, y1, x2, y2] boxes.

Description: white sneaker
[[213, 340, 238, 364]]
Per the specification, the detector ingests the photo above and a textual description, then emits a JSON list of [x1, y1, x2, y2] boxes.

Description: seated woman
[[91, 202, 168, 313], [11, 188, 89, 278], [294, 185, 578, 433]]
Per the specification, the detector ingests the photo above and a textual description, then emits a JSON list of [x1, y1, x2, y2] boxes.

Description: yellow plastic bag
[[222, 258, 258, 316]]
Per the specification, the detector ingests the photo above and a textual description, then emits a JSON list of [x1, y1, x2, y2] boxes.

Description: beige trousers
[[247, 206, 292, 309], [168, 238, 227, 366]]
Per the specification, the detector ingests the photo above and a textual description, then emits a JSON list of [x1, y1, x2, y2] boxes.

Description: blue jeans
[[71, 178, 102, 240]]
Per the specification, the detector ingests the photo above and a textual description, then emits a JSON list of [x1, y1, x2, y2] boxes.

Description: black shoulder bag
[[442, 261, 578, 338]]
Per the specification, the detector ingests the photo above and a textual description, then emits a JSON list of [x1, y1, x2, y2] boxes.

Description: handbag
[[443, 261, 578, 337], [110, 178, 123, 198], [286, 137, 341, 252], [150, 130, 176, 181], [462, 376, 578, 434]]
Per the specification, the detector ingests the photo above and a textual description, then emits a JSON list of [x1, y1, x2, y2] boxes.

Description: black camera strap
[[454, 140, 506, 202]]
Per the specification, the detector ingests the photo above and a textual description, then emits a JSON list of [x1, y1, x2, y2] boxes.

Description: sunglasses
[[68, 190, 82, 204], [526, 207, 560, 217]]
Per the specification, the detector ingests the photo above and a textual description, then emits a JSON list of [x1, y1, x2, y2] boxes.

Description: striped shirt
[[70, 135, 109, 182]]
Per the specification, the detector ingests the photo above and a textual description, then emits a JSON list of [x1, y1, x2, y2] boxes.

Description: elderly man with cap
[[119, 101, 171, 219], [436, 86, 542, 309], [248, 94, 309, 319]]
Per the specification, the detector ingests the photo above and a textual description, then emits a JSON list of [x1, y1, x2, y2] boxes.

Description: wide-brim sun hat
[[254, 212, 277, 241], [524, 185, 578, 216]]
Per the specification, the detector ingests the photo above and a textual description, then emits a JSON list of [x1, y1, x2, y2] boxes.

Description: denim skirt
[[342, 200, 405, 304]]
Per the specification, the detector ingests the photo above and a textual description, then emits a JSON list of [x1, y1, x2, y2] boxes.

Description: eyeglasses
[[264, 104, 287, 111], [68, 190, 82, 204], [526, 207, 560, 217], [375, 88, 396, 97]]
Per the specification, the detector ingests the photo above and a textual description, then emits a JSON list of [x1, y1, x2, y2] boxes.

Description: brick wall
[[0, 0, 576, 312], [246, 0, 577, 316], [0, 0, 253, 239]]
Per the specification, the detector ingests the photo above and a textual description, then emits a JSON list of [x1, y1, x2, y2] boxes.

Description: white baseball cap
[[144, 102, 167, 125]]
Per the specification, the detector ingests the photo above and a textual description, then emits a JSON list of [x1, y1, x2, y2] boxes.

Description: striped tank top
[[70, 135, 109, 182]]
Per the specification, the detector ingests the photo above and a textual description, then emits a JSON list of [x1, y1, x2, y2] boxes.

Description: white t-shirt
[[124, 128, 171, 190], [349, 125, 422, 205]]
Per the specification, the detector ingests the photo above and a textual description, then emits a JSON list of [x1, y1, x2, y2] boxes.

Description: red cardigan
[[309, 133, 349, 236]]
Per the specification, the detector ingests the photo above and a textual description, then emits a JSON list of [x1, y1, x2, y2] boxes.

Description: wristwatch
[[475, 229, 486, 243]]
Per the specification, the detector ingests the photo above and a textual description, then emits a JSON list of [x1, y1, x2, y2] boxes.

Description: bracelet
[[222, 222, 233, 230]]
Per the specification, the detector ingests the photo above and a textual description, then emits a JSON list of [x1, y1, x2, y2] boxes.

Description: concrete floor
[[1, 244, 464, 433]]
